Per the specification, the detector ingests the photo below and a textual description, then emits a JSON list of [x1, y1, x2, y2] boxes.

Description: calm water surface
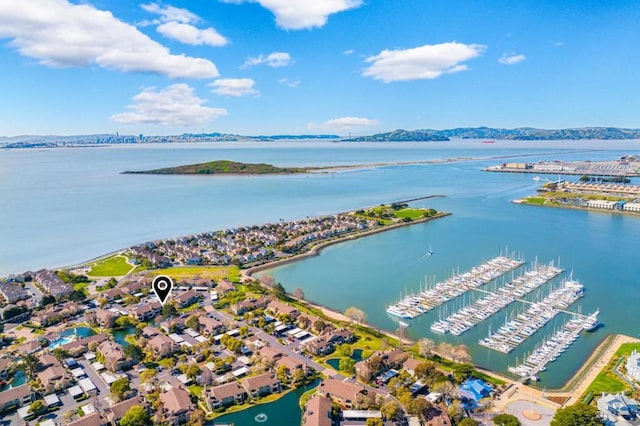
[[2, 140, 640, 390]]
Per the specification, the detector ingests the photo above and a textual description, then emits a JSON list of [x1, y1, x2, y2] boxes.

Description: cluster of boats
[[430, 262, 563, 335], [479, 279, 585, 353], [386, 255, 524, 320], [508, 309, 600, 379]]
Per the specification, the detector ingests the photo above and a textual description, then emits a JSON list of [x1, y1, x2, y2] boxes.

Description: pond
[[213, 381, 319, 426], [113, 326, 135, 347], [326, 348, 365, 371]]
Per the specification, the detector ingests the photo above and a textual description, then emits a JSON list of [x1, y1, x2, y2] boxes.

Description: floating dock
[[386, 255, 524, 320], [479, 279, 585, 354], [430, 261, 563, 335], [508, 309, 599, 380]]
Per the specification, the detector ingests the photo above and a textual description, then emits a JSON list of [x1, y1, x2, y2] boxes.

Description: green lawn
[[394, 208, 428, 220], [88, 256, 133, 276], [525, 197, 547, 205], [152, 265, 240, 282], [585, 343, 640, 395]]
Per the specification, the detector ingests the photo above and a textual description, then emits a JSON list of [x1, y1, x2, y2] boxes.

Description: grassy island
[[122, 160, 311, 175]]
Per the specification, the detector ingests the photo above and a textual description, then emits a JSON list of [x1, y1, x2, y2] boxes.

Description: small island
[[123, 160, 311, 175]]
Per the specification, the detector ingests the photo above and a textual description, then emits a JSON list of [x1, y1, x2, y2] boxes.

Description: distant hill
[[123, 160, 310, 175], [344, 129, 450, 142], [343, 127, 640, 141]]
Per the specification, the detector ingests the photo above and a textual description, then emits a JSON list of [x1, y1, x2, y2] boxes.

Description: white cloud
[[362, 42, 486, 83], [309, 116, 379, 130], [111, 84, 227, 126], [242, 52, 292, 68], [157, 22, 228, 46], [222, 0, 363, 30], [140, 3, 199, 24], [554, 41, 564, 47], [498, 52, 526, 65], [343, 49, 355, 55], [142, 3, 229, 47], [278, 78, 300, 87], [0, 0, 218, 78], [210, 78, 258, 96]]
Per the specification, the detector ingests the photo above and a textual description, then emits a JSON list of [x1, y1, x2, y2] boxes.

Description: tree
[[185, 315, 200, 331], [114, 315, 135, 328], [365, 419, 383, 426], [344, 306, 367, 324], [21, 353, 41, 378], [339, 357, 355, 373], [550, 403, 604, 426], [140, 368, 157, 384], [493, 413, 521, 426], [110, 377, 131, 402], [313, 319, 327, 334], [52, 347, 70, 361], [40, 295, 56, 307], [432, 381, 456, 403], [417, 338, 436, 358], [381, 401, 399, 420], [458, 418, 479, 426], [161, 302, 177, 318], [124, 344, 143, 362], [2, 305, 28, 321], [189, 409, 206, 426], [28, 400, 46, 414], [273, 282, 287, 298], [292, 368, 306, 384], [452, 344, 472, 363], [292, 288, 305, 299], [448, 400, 465, 424], [185, 363, 201, 380], [120, 405, 151, 426]]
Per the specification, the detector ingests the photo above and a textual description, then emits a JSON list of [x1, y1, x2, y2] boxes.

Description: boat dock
[[508, 310, 600, 380], [430, 261, 563, 335], [386, 255, 524, 320], [479, 279, 585, 354]]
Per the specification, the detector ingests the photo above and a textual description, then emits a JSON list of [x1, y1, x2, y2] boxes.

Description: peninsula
[[122, 160, 311, 175]]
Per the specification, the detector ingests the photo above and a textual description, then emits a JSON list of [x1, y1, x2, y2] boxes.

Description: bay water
[[2, 140, 639, 390]]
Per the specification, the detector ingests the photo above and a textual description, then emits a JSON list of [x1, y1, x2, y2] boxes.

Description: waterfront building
[[598, 393, 639, 425], [302, 394, 333, 426], [626, 350, 640, 382], [623, 202, 640, 213]]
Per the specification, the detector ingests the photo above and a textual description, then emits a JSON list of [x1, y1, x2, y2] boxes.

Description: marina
[[386, 254, 524, 320], [430, 260, 563, 335], [508, 309, 600, 380], [479, 278, 586, 354]]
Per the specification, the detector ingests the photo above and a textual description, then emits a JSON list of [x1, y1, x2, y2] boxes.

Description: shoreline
[[513, 198, 640, 217], [242, 212, 451, 278]]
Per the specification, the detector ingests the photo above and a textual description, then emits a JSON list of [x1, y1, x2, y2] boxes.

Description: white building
[[623, 202, 640, 213], [626, 350, 640, 382], [586, 199, 616, 210]]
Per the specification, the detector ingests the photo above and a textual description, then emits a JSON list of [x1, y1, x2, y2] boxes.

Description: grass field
[[525, 197, 547, 205], [394, 207, 428, 219], [88, 255, 133, 276], [585, 342, 640, 394], [151, 265, 240, 282]]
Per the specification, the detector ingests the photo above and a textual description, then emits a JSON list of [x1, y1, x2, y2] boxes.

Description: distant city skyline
[[0, 0, 639, 136]]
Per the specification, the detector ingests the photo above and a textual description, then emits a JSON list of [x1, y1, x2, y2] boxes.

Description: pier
[[479, 279, 585, 354], [430, 261, 563, 335], [508, 311, 599, 380], [386, 254, 524, 320]]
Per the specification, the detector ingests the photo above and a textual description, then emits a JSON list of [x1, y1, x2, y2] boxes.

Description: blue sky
[[0, 0, 638, 136]]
